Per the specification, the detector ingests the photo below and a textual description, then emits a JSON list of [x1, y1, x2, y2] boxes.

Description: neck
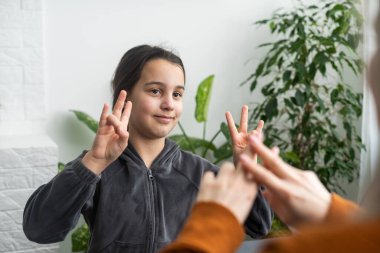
[[128, 134, 166, 169]]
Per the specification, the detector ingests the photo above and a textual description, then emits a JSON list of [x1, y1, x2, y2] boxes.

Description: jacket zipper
[[146, 169, 156, 253]]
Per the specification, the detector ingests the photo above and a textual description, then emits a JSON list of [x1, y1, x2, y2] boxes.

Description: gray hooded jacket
[[23, 139, 272, 252]]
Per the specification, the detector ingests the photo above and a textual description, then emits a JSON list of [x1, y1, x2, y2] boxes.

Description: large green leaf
[[72, 224, 90, 252], [195, 75, 214, 123], [71, 110, 99, 133], [220, 122, 233, 143]]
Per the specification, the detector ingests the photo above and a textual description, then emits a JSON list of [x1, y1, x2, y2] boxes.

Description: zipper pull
[[147, 169, 154, 180]]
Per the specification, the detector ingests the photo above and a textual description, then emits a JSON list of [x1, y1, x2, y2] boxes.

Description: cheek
[[134, 96, 156, 114], [176, 101, 183, 117]]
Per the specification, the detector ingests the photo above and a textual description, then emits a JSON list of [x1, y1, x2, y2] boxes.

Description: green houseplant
[[243, 0, 364, 193]]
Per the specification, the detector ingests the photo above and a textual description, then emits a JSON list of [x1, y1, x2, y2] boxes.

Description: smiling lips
[[154, 115, 175, 124]]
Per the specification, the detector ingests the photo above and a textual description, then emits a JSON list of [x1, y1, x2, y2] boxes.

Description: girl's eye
[[151, 89, 160, 95], [173, 92, 183, 98]]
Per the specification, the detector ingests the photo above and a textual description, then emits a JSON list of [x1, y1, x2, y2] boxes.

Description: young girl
[[23, 45, 272, 253]]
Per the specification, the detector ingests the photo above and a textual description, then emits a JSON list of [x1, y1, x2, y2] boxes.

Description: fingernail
[[249, 135, 258, 143]]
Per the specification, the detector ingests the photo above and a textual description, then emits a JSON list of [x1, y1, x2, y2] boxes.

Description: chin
[[154, 127, 175, 139]]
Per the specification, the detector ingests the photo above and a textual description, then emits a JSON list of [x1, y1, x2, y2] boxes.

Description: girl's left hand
[[225, 105, 264, 166]]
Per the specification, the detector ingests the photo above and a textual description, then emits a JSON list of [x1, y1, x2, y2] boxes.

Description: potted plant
[[243, 0, 364, 193]]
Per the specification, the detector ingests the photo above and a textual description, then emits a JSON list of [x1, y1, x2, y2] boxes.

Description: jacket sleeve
[[23, 155, 100, 243], [244, 188, 273, 238]]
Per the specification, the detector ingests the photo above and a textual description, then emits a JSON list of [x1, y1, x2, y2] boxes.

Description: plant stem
[[203, 122, 206, 140], [202, 122, 207, 155], [178, 122, 196, 153], [201, 129, 222, 158]]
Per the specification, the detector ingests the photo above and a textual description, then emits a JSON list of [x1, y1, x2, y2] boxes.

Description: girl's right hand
[[82, 90, 132, 175]]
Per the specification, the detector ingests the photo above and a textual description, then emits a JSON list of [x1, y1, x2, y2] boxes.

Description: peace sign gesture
[[225, 105, 264, 166], [82, 90, 132, 175]]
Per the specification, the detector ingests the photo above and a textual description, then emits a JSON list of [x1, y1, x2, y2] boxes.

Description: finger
[[107, 109, 130, 139], [240, 154, 285, 192], [217, 162, 235, 185], [114, 122, 129, 139], [106, 114, 123, 132], [249, 129, 264, 142], [246, 130, 262, 164], [201, 171, 215, 186], [99, 103, 110, 128], [248, 136, 290, 178], [113, 90, 127, 119], [239, 105, 248, 133], [121, 100, 132, 126], [262, 190, 276, 207], [116, 130, 130, 150], [225, 111, 238, 139], [271, 146, 280, 155], [256, 120, 264, 134]]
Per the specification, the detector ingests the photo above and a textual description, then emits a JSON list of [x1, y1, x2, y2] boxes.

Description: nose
[[161, 94, 174, 111]]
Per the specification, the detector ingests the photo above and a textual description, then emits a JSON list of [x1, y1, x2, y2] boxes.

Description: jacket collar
[[120, 138, 179, 170]]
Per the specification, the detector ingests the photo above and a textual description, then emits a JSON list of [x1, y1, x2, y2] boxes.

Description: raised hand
[[82, 90, 132, 175], [240, 136, 331, 228], [225, 105, 264, 166], [196, 162, 258, 224]]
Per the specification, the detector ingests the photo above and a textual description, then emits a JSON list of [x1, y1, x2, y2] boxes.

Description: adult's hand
[[225, 105, 264, 166], [240, 136, 332, 228], [82, 90, 132, 175], [196, 162, 258, 224]]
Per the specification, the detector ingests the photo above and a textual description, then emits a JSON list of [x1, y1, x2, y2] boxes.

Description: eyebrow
[[144, 81, 185, 90]]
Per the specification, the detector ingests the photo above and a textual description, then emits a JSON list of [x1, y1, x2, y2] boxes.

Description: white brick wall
[[0, 0, 60, 252], [0, 135, 59, 252], [0, 0, 45, 134]]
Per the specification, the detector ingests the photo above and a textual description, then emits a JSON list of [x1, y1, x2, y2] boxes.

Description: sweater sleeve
[[261, 215, 380, 253], [161, 197, 380, 253], [323, 193, 361, 223], [160, 202, 245, 253], [23, 155, 100, 243]]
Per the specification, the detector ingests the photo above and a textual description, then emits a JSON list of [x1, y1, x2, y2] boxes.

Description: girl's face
[[127, 59, 185, 141]]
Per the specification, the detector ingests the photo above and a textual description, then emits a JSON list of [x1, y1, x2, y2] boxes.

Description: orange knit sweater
[[161, 194, 380, 253]]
